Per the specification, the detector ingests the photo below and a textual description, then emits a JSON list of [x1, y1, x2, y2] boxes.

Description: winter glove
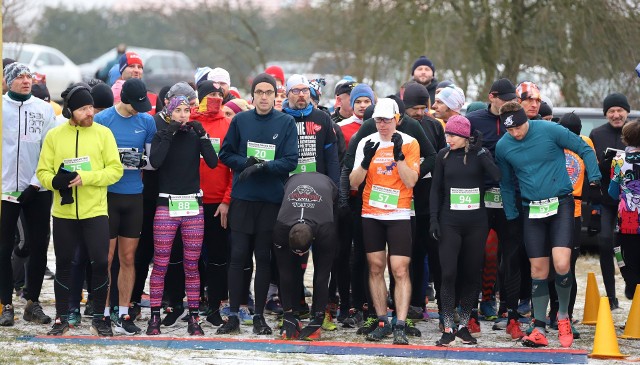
[[245, 156, 264, 169], [166, 120, 182, 134], [468, 130, 484, 153], [361, 139, 380, 169], [391, 132, 404, 161], [588, 184, 603, 205], [120, 150, 143, 169], [51, 163, 78, 190], [17, 185, 39, 204], [429, 222, 440, 241], [187, 120, 207, 138], [238, 162, 265, 181], [59, 188, 74, 206]]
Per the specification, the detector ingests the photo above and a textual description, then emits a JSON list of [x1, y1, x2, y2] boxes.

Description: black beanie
[[363, 104, 375, 121], [251, 73, 277, 98], [411, 56, 435, 75], [197, 80, 223, 103], [539, 102, 552, 118], [387, 94, 405, 117], [603, 93, 630, 115], [67, 88, 94, 112], [31, 84, 50, 102], [559, 112, 582, 135], [403, 83, 429, 109], [91, 83, 114, 109]]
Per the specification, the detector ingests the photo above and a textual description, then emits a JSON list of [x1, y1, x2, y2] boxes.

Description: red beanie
[[264, 65, 285, 86]]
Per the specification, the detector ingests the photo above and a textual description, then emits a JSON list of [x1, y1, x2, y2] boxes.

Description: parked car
[[3, 42, 83, 102], [79, 47, 195, 94]]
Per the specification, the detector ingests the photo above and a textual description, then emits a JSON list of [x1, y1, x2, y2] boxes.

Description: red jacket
[[192, 107, 232, 204]]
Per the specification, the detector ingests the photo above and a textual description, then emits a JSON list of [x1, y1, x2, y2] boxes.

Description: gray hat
[[4, 62, 31, 89], [167, 81, 197, 102]]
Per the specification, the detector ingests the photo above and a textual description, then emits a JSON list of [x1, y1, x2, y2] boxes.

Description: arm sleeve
[[496, 145, 519, 220], [264, 120, 298, 175], [149, 129, 173, 169], [219, 117, 248, 171], [429, 151, 445, 223], [77, 129, 124, 187], [199, 136, 218, 169]]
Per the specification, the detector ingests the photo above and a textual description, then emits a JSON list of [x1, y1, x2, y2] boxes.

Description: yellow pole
[[0, 0, 4, 313]]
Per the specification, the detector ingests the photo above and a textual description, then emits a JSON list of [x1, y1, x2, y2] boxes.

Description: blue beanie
[[411, 56, 435, 75], [350, 84, 374, 109]]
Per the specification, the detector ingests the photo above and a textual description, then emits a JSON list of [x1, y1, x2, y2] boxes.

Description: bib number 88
[[176, 201, 191, 210]]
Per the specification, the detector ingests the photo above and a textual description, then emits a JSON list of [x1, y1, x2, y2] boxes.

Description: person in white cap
[[349, 98, 420, 345], [432, 85, 465, 123], [207, 67, 235, 104]]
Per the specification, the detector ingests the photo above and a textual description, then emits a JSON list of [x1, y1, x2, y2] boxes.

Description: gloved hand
[[59, 188, 74, 205], [187, 120, 207, 138], [391, 132, 404, 161], [469, 130, 484, 152], [51, 163, 78, 190], [245, 156, 264, 169], [166, 120, 182, 134], [429, 222, 440, 241], [361, 139, 380, 169], [17, 185, 39, 204], [121, 150, 143, 168], [238, 162, 264, 181], [588, 184, 603, 205]]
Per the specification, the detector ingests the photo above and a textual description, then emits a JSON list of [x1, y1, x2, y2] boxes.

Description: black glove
[[187, 120, 207, 138], [429, 222, 440, 241], [391, 132, 404, 161], [588, 184, 603, 205], [361, 139, 380, 169], [166, 120, 182, 134], [238, 162, 264, 181], [51, 164, 78, 190], [120, 150, 143, 168], [469, 130, 484, 152], [59, 187, 74, 205], [245, 156, 264, 169], [17, 185, 39, 204], [281, 312, 301, 340]]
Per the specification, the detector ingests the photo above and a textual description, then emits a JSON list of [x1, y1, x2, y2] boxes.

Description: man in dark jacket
[[410, 56, 438, 106]]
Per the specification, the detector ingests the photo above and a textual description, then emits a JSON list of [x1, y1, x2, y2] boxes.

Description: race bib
[[369, 185, 400, 210], [247, 141, 275, 161], [168, 194, 200, 217], [291, 157, 317, 175], [450, 187, 480, 210], [63, 156, 92, 172], [1, 191, 21, 203], [528, 197, 559, 219], [210, 138, 221, 153], [484, 187, 503, 209]]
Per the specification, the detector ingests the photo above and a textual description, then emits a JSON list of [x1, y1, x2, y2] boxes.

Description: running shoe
[[467, 317, 481, 333], [524, 319, 536, 335], [281, 312, 300, 340], [425, 282, 435, 302], [146, 314, 161, 335], [407, 305, 424, 321], [456, 326, 478, 345], [357, 316, 378, 335], [216, 315, 240, 335], [557, 318, 573, 348], [265, 297, 284, 315], [68, 308, 82, 328], [480, 300, 498, 321], [115, 314, 141, 335], [0, 304, 15, 326], [366, 321, 392, 341], [436, 329, 456, 347], [247, 293, 255, 314], [220, 302, 231, 317], [47, 317, 69, 336], [404, 319, 422, 337], [298, 302, 310, 319], [187, 315, 204, 336], [342, 309, 363, 328], [206, 309, 224, 327], [392, 325, 409, 345], [161, 305, 185, 327], [252, 314, 272, 335], [609, 297, 620, 311], [299, 313, 323, 340], [239, 306, 253, 325], [23, 300, 51, 324], [322, 311, 337, 331], [506, 318, 525, 339], [522, 328, 548, 348], [129, 303, 142, 321], [90, 316, 114, 337], [84, 299, 94, 316]]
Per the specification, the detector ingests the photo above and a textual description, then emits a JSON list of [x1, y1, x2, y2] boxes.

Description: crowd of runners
[[1, 49, 639, 348]]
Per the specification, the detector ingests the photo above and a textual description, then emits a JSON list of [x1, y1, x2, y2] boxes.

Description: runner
[[409, 56, 438, 105], [432, 85, 465, 124], [111, 52, 159, 115], [349, 98, 420, 345], [145, 95, 218, 336], [93, 78, 156, 335], [495, 101, 601, 348], [430, 115, 501, 346], [36, 83, 124, 336]]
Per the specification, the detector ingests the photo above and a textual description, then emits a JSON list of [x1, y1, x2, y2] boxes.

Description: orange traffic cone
[[620, 284, 640, 340], [0, 301, 2, 315], [588, 297, 628, 359], [582, 272, 600, 325]]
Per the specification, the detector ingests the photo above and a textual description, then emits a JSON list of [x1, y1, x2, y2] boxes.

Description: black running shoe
[[206, 310, 224, 327], [187, 316, 204, 336], [253, 314, 272, 335], [47, 317, 69, 336], [23, 301, 51, 324], [342, 309, 363, 328], [161, 305, 185, 327], [393, 325, 409, 345], [129, 303, 142, 321], [90, 317, 113, 337], [366, 321, 392, 341], [281, 312, 301, 340], [114, 314, 141, 335], [356, 316, 378, 335], [146, 314, 161, 335], [407, 306, 424, 321], [404, 319, 422, 337], [217, 315, 240, 335], [436, 330, 456, 346], [456, 326, 478, 345], [0, 304, 15, 326]]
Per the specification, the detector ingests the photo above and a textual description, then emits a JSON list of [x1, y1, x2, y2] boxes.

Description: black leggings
[[228, 230, 272, 315], [491, 208, 522, 315], [618, 233, 640, 299], [52, 216, 110, 318], [131, 197, 157, 304], [439, 223, 488, 329], [203, 203, 229, 306], [0, 192, 52, 304], [599, 204, 617, 299]]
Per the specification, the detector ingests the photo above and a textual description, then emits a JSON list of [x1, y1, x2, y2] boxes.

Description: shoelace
[[558, 320, 571, 336], [362, 317, 377, 327]]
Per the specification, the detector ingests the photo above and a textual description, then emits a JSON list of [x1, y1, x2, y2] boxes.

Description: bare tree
[[2, 0, 37, 43]]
